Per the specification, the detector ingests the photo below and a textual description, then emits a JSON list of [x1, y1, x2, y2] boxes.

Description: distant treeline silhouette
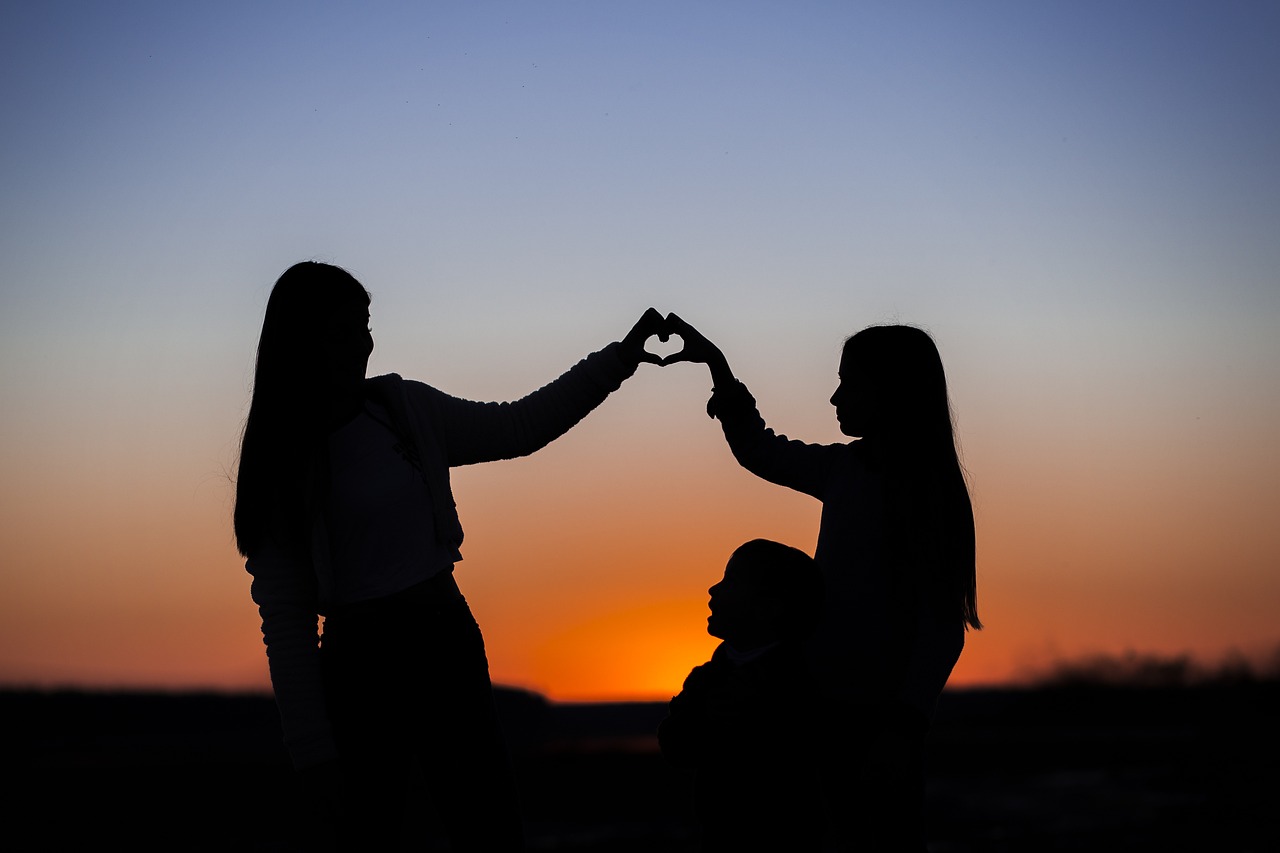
[[1029, 645, 1280, 688]]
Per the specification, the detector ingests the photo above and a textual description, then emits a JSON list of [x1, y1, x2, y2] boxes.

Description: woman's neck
[[326, 386, 366, 431]]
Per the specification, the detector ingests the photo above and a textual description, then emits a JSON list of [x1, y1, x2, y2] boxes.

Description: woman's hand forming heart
[[619, 307, 672, 368]]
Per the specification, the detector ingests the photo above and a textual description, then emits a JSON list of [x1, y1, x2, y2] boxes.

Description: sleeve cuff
[[706, 379, 755, 420], [592, 341, 639, 387]]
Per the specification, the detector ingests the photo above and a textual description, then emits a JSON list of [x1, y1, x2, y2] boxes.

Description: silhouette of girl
[[663, 315, 981, 852], [233, 261, 667, 850]]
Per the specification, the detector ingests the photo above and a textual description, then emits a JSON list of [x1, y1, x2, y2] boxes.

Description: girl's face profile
[[831, 349, 876, 438]]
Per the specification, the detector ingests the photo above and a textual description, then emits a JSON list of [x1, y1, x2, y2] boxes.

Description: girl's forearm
[[708, 348, 735, 389]]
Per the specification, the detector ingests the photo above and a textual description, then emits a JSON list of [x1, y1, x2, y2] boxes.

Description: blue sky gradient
[[2, 1, 1277, 695]]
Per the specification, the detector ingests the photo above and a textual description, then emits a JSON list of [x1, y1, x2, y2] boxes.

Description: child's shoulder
[[678, 645, 733, 687]]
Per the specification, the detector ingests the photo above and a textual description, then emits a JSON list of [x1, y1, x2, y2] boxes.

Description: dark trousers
[[320, 573, 525, 851]]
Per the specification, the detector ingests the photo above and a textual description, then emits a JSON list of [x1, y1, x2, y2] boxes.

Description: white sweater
[[246, 343, 635, 768]]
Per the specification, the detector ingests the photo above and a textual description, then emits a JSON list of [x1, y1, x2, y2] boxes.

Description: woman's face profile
[[318, 301, 374, 394]]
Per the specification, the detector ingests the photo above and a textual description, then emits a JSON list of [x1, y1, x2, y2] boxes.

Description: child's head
[[707, 539, 823, 649]]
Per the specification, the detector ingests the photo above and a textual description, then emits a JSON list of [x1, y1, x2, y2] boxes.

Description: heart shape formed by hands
[[644, 332, 686, 363]]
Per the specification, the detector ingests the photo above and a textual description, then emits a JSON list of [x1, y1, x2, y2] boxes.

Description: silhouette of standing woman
[[233, 261, 667, 850], [664, 316, 981, 852]]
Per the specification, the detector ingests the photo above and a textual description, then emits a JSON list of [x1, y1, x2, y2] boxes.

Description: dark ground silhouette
[[3, 678, 1276, 851]]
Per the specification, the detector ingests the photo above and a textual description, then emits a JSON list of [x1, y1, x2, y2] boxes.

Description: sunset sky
[[2, 2, 1277, 702]]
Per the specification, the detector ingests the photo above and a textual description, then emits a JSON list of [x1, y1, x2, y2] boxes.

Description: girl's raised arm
[[662, 312, 736, 389]]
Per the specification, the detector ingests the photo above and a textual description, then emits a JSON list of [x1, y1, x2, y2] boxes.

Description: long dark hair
[[843, 325, 981, 631], [234, 262, 371, 557]]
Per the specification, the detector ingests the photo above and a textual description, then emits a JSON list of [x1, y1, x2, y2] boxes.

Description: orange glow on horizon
[[2, 349, 1277, 704], [522, 598, 720, 703]]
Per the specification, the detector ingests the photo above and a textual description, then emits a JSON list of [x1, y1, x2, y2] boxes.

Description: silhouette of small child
[[659, 539, 825, 852]]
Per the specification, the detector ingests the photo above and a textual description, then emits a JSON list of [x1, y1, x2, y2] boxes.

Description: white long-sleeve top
[[246, 343, 636, 768]]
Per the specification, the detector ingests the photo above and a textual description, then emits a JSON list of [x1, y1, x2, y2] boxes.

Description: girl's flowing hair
[[234, 262, 370, 557], [844, 325, 982, 631]]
